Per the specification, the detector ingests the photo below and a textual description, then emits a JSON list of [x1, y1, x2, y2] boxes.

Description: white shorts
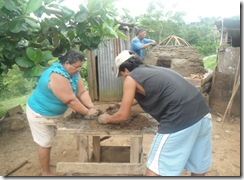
[[26, 104, 61, 148], [147, 113, 212, 176]]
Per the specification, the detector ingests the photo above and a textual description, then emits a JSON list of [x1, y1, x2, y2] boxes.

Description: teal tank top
[[28, 62, 79, 117]]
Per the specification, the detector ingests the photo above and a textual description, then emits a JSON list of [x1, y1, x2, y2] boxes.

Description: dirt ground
[[0, 103, 241, 177]]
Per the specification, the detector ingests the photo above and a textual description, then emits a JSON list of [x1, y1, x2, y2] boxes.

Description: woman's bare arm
[[98, 76, 137, 124], [49, 73, 89, 115]]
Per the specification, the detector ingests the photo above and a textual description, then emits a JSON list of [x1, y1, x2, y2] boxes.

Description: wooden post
[[130, 136, 143, 163], [222, 55, 240, 126], [92, 136, 101, 162], [86, 50, 98, 101], [77, 135, 89, 162]]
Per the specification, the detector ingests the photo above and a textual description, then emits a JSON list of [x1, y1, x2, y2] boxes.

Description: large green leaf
[[4, 0, 15, 11], [66, 30, 76, 41], [102, 23, 118, 38], [9, 18, 25, 33], [44, 0, 54, 4], [90, 36, 101, 47], [74, 11, 89, 22], [0, 0, 127, 75], [46, 17, 66, 29], [60, 6, 75, 19], [81, 34, 91, 46], [76, 22, 86, 31], [0, 62, 7, 70], [87, 0, 98, 10], [117, 30, 127, 39], [15, 57, 34, 68], [33, 6, 45, 18], [24, 17, 40, 30], [0, 0, 4, 9], [30, 64, 45, 76], [52, 34, 60, 47], [0, 21, 8, 33], [90, 18, 100, 27], [57, 0, 66, 3], [26, 48, 42, 63], [40, 51, 54, 62], [79, 44, 87, 51], [79, 3, 88, 13], [25, 0, 42, 14], [89, 2, 102, 15], [47, 58, 58, 66]]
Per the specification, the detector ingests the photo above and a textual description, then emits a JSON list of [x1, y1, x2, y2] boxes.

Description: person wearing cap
[[130, 28, 156, 60], [26, 49, 100, 176], [98, 50, 212, 176]]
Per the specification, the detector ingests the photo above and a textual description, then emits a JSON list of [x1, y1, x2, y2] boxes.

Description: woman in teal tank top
[[26, 49, 100, 176]]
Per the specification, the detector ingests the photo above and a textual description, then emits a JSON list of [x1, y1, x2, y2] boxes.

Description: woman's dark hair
[[59, 49, 85, 64], [119, 51, 143, 72]]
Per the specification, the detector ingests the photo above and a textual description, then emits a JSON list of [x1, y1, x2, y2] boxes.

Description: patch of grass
[[203, 55, 217, 70], [0, 95, 30, 117]]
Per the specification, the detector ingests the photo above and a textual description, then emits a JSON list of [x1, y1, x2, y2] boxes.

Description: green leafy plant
[[0, 0, 126, 76], [1, 64, 36, 100], [203, 55, 217, 70], [81, 60, 88, 89], [0, 95, 29, 117]]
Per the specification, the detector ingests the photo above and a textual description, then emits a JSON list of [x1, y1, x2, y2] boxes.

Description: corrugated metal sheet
[[97, 28, 135, 102], [87, 26, 136, 102]]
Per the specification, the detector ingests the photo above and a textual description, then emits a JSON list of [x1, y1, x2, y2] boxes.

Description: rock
[[9, 118, 26, 132], [214, 135, 220, 139], [216, 117, 222, 122]]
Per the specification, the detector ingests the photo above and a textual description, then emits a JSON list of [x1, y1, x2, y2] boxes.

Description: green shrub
[[81, 61, 88, 90], [0, 95, 29, 117], [0, 65, 36, 100], [203, 55, 217, 70]]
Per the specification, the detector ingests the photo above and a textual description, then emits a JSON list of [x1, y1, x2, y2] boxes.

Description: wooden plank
[[86, 50, 98, 101], [92, 136, 101, 162], [86, 51, 95, 101], [77, 136, 89, 162], [185, 78, 201, 89], [57, 128, 150, 136], [5, 159, 28, 176], [56, 113, 158, 136], [130, 136, 143, 163], [91, 51, 98, 101], [201, 72, 213, 86], [56, 162, 146, 175]]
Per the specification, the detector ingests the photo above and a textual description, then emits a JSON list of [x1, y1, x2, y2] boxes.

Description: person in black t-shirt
[[98, 50, 212, 176]]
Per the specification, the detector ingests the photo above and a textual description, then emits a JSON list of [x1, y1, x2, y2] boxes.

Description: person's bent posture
[[98, 50, 212, 176], [26, 49, 99, 176]]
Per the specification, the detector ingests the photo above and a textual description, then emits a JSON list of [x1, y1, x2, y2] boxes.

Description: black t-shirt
[[129, 65, 210, 134]]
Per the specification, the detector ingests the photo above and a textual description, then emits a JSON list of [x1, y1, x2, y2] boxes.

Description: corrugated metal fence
[[87, 26, 136, 102]]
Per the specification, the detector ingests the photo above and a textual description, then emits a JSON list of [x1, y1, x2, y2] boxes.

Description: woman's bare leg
[[38, 146, 54, 176]]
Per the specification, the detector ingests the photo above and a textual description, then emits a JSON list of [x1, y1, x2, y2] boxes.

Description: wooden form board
[[75, 135, 143, 163], [56, 162, 146, 175], [58, 128, 148, 136], [55, 114, 157, 175], [56, 117, 158, 136]]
